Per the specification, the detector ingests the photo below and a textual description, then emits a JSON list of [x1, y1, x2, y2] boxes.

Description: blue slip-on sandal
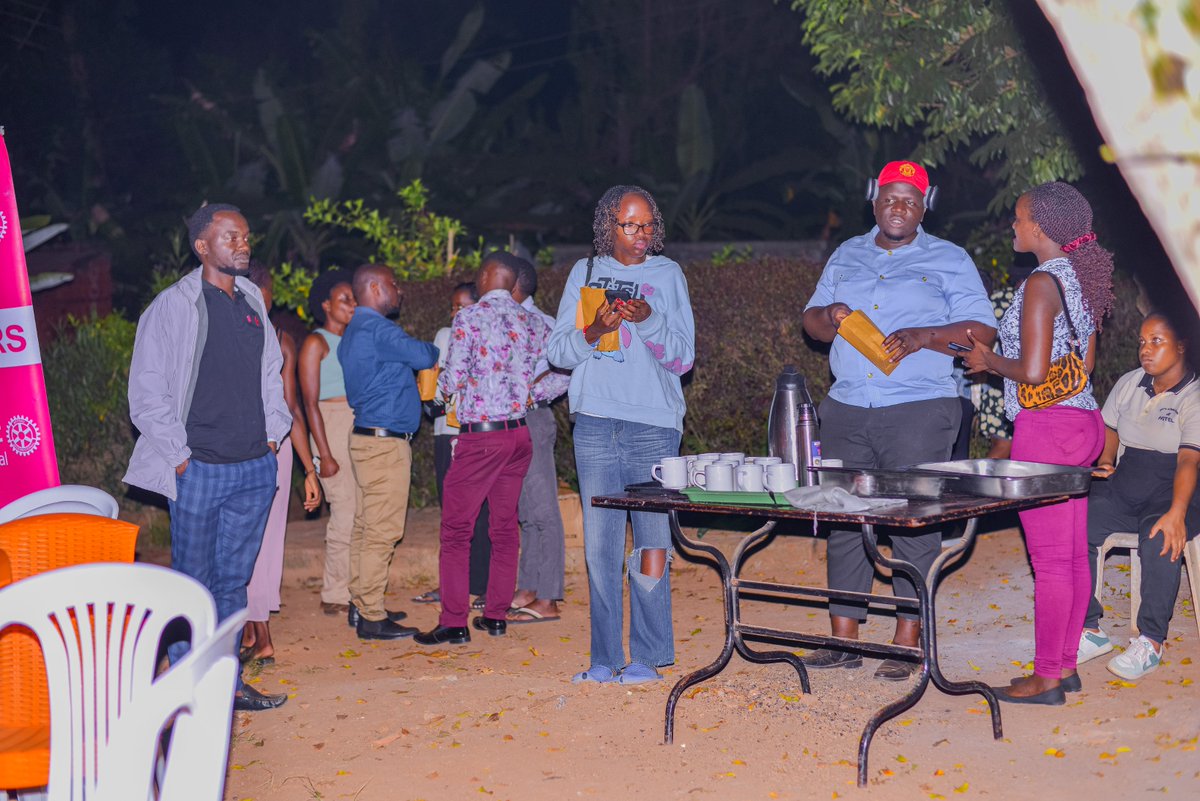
[[571, 664, 618, 684], [617, 663, 663, 685]]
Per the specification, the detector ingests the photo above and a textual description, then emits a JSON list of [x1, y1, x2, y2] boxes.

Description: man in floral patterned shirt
[[414, 255, 553, 645]]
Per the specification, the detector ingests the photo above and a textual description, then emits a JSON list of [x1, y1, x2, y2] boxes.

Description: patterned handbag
[[1017, 273, 1088, 410]]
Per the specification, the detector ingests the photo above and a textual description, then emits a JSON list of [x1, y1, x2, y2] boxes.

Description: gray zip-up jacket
[[123, 268, 292, 500]]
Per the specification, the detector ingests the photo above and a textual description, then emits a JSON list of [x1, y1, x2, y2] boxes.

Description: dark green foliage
[[41, 314, 137, 501], [790, 0, 1082, 213]]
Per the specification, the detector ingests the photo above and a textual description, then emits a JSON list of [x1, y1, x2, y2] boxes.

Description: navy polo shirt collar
[[1139, 370, 1196, 397]]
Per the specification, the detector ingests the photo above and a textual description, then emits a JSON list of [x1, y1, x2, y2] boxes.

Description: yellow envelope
[[575, 286, 620, 352], [416, 366, 439, 402], [836, 309, 899, 375]]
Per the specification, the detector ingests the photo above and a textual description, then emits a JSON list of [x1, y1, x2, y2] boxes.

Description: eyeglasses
[[615, 221, 656, 235]]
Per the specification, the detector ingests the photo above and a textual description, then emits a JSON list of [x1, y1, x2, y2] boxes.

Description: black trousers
[[435, 433, 491, 597], [819, 396, 961, 621], [1084, 447, 1200, 643]]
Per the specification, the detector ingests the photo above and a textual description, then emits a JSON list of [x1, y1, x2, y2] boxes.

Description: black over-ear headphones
[[865, 178, 939, 212]]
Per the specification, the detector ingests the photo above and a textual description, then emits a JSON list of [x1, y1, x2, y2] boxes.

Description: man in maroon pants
[[415, 254, 553, 644]]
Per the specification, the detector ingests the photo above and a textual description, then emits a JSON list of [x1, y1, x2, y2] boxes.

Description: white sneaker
[[1106, 636, 1162, 681], [1077, 628, 1113, 664]]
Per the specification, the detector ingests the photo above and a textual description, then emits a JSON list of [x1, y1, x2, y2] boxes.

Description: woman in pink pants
[[963, 182, 1115, 705]]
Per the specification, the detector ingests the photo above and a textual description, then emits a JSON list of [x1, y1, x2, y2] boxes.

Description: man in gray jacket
[[125, 202, 292, 712]]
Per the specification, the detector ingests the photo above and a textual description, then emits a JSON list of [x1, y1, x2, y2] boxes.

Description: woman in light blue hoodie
[[547, 185, 696, 685]]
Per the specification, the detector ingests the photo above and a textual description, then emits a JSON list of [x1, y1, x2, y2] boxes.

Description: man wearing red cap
[[801, 161, 996, 680]]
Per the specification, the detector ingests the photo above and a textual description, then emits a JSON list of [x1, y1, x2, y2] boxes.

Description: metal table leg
[[664, 510, 777, 743], [924, 517, 1003, 738]]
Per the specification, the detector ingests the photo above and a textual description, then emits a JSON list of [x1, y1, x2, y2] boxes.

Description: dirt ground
[[221, 510, 1199, 801]]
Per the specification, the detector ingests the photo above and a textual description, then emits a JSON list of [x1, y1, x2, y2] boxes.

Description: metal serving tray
[[911, 459, 1092, 499], [809, 466, 947, 499]]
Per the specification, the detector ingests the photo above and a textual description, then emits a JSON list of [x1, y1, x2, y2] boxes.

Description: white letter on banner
[[0, 306, 42, 368]]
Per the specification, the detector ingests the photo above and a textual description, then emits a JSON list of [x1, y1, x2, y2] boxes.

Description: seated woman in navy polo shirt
[[1078, 311, 1200, 680]]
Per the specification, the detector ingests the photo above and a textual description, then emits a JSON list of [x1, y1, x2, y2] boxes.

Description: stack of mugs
[[651, 453, 800, 493]]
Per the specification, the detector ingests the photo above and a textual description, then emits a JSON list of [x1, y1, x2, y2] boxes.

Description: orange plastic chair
[[0, 513, 139, 791]]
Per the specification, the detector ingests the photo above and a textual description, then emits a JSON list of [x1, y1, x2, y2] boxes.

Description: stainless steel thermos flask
[[767, 365, 819, 486]]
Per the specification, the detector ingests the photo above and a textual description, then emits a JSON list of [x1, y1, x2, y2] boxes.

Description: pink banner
[[0, 130, 60, 506]]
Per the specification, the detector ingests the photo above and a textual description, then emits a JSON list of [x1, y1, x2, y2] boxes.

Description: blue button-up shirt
[[805, 226, 994, 408], [339, 306, 438, 432]]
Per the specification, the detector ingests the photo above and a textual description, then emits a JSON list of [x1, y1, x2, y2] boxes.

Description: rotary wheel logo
[[0, 210, 7, 243], [6, 415, 41, 457]]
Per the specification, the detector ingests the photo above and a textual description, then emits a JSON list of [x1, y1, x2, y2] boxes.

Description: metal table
[[592, 490, 1067, 787]]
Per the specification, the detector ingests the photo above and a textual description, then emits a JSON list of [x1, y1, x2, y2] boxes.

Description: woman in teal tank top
[[299, 270, 358, 614]]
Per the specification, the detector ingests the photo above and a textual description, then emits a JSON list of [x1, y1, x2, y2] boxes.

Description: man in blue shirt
[[339, 264, 438, 640], [801, 162, 996, 680]]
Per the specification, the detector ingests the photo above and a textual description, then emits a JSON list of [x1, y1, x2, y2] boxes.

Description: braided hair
[[591, 185, 665, 257], [1027, 182, 1115, 328]]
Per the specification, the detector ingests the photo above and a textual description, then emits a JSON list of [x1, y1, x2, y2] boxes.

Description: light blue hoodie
[[547, 254, 695, 432]]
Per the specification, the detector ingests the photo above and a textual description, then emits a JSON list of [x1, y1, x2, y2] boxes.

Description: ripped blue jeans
[[573, 414, 679, 671]]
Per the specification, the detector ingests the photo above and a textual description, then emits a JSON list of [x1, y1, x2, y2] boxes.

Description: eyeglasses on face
[[615, 221, 655, 235]]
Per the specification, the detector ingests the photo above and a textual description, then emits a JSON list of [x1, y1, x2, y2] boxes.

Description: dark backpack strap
[[585, 254, 594, 287]]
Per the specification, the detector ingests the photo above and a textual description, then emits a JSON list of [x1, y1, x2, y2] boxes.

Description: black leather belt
[[460, 418, 527, 434], [352, 426, 414, 440]]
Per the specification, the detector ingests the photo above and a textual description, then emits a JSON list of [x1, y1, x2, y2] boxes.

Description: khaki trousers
[[348, 433, 412, 621], [313, 399, 356, 605]]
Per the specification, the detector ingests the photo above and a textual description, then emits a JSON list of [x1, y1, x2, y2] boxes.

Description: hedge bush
[[35, 259, 1144, 519], [42, 313, 137, 501], [395, 256, 1144, 504]]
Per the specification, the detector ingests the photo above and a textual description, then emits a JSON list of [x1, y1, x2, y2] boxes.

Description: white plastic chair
[[0, 563, 242, 801], [0, 486, 119, 525]]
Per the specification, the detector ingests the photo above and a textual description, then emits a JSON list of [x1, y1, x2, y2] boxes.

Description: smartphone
[[604, 288, 633, 304], [947, 342, 971, 353]]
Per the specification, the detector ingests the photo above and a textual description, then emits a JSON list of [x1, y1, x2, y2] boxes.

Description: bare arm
[[299, 332, 339, 479], [281, 332, 321, 512], [1092, 428, 1120, 477], [963, 273, 1061, 382], [883, 321, 997, 361], [802, 303, 852, 343]]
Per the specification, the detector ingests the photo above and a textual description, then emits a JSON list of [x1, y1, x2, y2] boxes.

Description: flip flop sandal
[[471, 596, 486, 610], [412, 589, 441, 604], [506, 606, 561, 624], [617, 663, 663, 685], [571, 664, 618, 684]]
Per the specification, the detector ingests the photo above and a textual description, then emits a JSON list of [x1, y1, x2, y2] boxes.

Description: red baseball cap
[[877, 161, 930, 194]]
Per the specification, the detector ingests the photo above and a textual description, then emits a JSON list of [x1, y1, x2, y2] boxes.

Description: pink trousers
[[246, 440, 293, 621], [1011, 406, 1105, 678]]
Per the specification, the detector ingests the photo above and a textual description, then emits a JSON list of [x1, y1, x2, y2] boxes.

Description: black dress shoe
[[799, 649, 863, 669], [414, 625, 471, 646], [1009, 673, 1081, 693], [874, 658, 920, 681], [347, 604, 409, 628], [356, 617, 420, 640], [233, 684, 288, 712], [472, 616, 507, 637], [992, 684, 1066, 706]]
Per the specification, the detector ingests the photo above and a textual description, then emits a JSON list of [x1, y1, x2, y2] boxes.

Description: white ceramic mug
[[764, 462, 798, 492], [749, 456, 783, 466], [695, 462, 736, 492], [651, 456, 689, 489], [736, 462, 765, 492], [719, 452, 746, 465], [688, 457, 717, 486]]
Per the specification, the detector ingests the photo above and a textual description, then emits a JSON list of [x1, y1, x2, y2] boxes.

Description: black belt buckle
[[461, 417, 527, 434]]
